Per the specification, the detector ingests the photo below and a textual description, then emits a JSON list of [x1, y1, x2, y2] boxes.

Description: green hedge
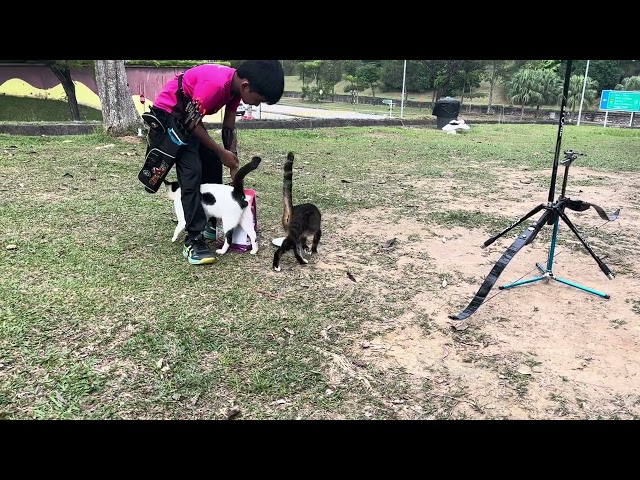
[[125, 60, 231, 68]]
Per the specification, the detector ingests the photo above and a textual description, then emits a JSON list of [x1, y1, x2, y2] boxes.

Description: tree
[[507, 68, 543, 119], [533, 69, 561, 118], [14, 60, 92, 121], [571, 60, 620, 92], [44, 60, 91, 121], [342, 74, 366, 95], [615, 76, 640, 91], [321, 60, 344, 98], [483, 60, 514, 114], [94, 60, 142, 136], [565, 74, 598, 120], [432, 60, 464, 101], [356, 63, 381, 99], [456, 60, 484, 107]]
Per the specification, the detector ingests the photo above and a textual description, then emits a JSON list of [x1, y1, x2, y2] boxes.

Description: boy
[[148, 60, 284, 265]]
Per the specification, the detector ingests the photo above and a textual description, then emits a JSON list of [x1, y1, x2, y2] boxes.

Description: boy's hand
[[220, 149, 239, 171]]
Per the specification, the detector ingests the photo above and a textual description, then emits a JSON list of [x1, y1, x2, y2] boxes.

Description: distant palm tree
[[533, 70, 561, 118], [565, 75, 598, 121], [507, 69, 543, 120], [615, 76, 640, 91]]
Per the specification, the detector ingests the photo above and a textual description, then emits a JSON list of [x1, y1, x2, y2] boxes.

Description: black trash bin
[[432, 97, 461, 129]]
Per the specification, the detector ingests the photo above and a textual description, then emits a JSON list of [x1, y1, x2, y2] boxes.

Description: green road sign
[[599, 90, 640, 112]]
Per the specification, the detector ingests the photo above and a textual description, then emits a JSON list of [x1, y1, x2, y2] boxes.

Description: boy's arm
[[221, 105, 238, 152], [221, 106, 239, 181]]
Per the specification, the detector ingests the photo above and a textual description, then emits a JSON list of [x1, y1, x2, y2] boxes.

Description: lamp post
[[577, 60, 590, 126], [400, 60, 407, 119]]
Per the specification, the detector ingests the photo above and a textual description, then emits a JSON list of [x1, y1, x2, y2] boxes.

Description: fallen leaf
[[442, 346, 450, 359], [517, 365, 533, 375], [449, 321, 468, 331], [442, 279, 448, 288], [341, 179, 352, 183], [156, 358, 164, 369], [190, 393, 200, 406], [6, 244, 17, 250], [347, 271, 357, 282], [383, 238, 397, 248], [62, 173, 73, 178], [224, 406, 241, 420]]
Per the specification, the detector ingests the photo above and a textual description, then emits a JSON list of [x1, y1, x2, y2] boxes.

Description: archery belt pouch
[[138, 110, 190, 193]]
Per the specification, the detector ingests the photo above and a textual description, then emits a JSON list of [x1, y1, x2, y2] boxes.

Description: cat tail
[[233, 156, 261, 196], [282, 152, 294, 230]]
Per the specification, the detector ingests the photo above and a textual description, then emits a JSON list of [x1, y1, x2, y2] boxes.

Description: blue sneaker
[[182, 234, 216, 265], [203, 223, 217, 241]]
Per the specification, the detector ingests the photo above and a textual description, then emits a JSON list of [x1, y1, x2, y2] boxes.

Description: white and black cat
[[164, 156, 261, 255], [273, 152, 322, 271]]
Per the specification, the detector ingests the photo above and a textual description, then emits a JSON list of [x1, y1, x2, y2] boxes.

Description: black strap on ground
[[449, 210, 552, 321], [565, 198, 620, 222]]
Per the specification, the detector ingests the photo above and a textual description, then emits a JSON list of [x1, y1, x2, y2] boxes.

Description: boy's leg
[[175, 138, 216, 265], [200, 144, 223, 184]]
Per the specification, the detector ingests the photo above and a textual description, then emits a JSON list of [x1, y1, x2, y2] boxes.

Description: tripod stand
[[449, 60, 620, 321]]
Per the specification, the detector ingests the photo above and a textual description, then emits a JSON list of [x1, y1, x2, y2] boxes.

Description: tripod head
[[560, 149, 585, 166]]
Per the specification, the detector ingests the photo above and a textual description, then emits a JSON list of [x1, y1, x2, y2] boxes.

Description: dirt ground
[[308, 166, 640, 419]]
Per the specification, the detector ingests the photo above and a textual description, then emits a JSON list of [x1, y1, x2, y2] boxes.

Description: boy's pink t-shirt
[[153, 63, 241, 117]]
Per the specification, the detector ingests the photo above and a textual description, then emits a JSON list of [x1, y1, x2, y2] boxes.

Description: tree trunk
[[487, 72, 496, 114], [51, 66, 80, 121], [94, 60, 142, 136]]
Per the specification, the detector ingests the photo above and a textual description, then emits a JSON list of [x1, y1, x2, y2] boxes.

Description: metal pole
[[548, 59, 573, 203], [577, 60, 590, 126], [400, 60, 407, 119]]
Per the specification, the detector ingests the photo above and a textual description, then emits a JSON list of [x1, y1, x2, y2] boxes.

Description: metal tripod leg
[[498, 208, 558, 290], [483, 203, 546, 248], [558, 209, 615, 279], [500, 207, 612, 298]]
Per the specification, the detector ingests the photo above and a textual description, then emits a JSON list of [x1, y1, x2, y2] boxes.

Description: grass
[[0, 95, 103, 122], [1, 124, 639, 419]]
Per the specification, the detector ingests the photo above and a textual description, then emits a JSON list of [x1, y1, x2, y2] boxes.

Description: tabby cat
[[273, 152, 322, 271]]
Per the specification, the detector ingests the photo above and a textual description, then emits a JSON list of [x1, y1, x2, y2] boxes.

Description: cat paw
[[273, 266, 281, 272], [215, 249, 227, 255], [250, 249, 258, 255], [302, 258, 309, 264]]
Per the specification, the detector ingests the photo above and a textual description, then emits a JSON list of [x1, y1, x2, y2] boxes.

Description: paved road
[[239, 103, 387, 121]]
